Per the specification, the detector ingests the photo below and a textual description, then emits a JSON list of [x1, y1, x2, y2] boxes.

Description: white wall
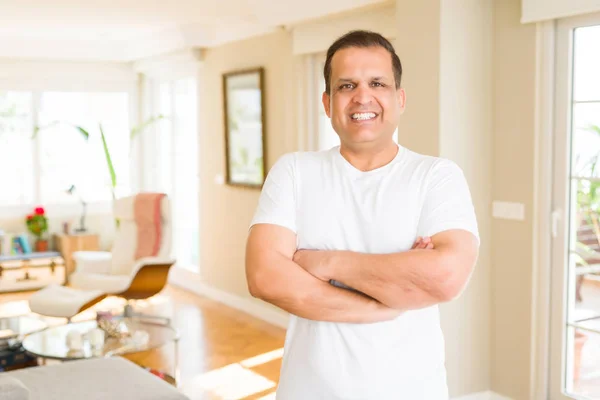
[[439, 0, 493, 396], [491, 0, 537, 398], [0, 59, 135, 92], [291, 3, 397, 55]]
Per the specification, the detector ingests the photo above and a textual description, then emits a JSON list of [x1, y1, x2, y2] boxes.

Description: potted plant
[[26, 207, 49, 252]]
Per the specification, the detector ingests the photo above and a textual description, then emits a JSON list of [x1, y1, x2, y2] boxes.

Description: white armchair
[[71, 251, 112, 276], [69, 194, 176, 321]]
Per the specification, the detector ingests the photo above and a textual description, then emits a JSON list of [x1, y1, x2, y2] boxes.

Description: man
[[245, 30, 479, 399]]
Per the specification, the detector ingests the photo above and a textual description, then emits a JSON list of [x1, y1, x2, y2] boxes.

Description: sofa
[[0, 357, 189, 400]]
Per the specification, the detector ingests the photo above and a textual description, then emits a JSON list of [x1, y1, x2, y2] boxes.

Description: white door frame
[[549, 13, 574, 399], [530, 19, 556, 400]]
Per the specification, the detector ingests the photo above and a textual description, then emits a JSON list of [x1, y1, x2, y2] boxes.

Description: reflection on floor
[[0, 285, 287, 400]]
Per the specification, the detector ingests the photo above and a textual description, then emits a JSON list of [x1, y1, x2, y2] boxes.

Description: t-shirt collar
[[333, 143, 405, 179]]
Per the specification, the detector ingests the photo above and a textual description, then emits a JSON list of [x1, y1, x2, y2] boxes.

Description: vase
[[574, 330, 588, 383], [35, 239, 49, 252]]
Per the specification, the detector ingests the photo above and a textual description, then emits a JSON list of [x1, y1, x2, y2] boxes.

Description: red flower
[[34, 207, 45, 215], [26, 214, 33, 220]]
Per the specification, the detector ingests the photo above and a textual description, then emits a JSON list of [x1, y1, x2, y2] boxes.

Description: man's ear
[[322, 91, 331, 118], [397, 88, 406, 115]]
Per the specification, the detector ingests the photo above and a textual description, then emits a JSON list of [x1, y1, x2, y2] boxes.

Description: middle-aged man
[[245, 30, 480, 399]]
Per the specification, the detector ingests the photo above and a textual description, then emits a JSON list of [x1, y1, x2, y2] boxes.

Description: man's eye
[[339, 84, 354, 90], [372, 82, 385, 87]]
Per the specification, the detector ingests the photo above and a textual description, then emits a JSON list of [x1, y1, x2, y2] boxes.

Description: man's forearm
[[295, 231, 478, 311], [249, 254, 400, 324], [328, 249, 452, 311]]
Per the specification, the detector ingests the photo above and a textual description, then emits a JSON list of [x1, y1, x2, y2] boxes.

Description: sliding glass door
[[551, 13, 600, 399]]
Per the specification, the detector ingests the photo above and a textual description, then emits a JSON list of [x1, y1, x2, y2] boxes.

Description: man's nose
[[352, 85, 373, 105]]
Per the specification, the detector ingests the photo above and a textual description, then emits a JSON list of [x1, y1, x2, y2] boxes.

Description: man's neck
[[339, 141, 399, 172]]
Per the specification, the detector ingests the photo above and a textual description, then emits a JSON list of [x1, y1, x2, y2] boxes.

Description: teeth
[[351, 112, 376, 120]]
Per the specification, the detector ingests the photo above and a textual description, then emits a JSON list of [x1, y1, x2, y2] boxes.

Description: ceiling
[[0, 0, 388, 62]]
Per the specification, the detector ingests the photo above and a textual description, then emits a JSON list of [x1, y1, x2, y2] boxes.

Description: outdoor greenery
[[32, 115, 165, 200], [0, 92, 25, 136], [574, 124, 600, 267]]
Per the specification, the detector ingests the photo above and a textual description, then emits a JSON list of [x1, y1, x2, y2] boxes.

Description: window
[[0, 92, 34, 206], [551, 14, 600, 400], [146, 77, 199, 271], [0, 90, 131, 209], [37, 92, 131, 204]]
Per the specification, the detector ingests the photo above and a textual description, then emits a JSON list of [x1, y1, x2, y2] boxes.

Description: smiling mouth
[[350, 112, 378, 121]]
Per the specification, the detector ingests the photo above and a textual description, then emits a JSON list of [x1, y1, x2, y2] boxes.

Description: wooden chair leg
[[576, 275, 584, 302]]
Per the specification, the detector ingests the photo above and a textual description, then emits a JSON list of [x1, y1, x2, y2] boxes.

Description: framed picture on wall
[[223, 67, 267, 188]]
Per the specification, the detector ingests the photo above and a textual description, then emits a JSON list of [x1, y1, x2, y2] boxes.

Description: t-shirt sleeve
[[249, 152, 297, 233], [417, 159, 480, 244]]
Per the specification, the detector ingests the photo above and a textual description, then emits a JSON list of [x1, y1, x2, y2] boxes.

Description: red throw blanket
[[134, 193, 166, 260]]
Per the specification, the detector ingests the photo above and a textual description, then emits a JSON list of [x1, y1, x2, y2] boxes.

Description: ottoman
[[28, 284, 105, 320], [1, 356, 189, 400]]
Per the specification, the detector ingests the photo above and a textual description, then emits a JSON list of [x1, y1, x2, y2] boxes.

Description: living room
[[1, 0, 600, 399]]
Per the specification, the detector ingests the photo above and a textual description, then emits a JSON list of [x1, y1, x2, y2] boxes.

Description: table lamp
[[66, 185, 87, 233]]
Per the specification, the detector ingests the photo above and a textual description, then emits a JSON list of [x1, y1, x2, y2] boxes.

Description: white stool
[[28, 284, 105, 320]]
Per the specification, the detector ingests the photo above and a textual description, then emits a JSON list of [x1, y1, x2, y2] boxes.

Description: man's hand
[[294, 236, 435, 281], [411, 236, 434, 250]]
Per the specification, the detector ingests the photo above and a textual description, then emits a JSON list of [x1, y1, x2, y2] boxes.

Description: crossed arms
[[245, 223, 479, 324]]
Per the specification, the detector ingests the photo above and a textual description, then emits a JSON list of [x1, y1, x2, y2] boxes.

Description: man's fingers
[[412, 237, 422, 249], [412, 236, 434, 250]]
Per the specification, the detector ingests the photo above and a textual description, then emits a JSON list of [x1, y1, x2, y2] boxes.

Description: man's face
[[322, 46, 405, 149]]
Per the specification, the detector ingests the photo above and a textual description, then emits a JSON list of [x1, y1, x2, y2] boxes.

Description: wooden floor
[[0, 285, 287, 400]]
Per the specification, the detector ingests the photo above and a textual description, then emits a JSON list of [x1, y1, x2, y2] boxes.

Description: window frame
[[0, 63, 137, 218]]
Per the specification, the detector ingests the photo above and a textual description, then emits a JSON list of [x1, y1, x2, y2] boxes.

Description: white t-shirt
[[250, 144, 479, 400]]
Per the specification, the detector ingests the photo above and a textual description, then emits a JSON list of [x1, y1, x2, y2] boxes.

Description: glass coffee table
[[0, 316, 48, 370], [22, 318, 180, 383], [0, 316, 48, 348]]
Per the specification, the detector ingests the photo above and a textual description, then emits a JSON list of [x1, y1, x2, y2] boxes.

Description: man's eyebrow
[[336, 77, 390, 82]]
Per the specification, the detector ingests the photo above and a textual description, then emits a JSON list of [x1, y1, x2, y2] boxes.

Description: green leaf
[[74, 126, 90, 140], [572, 252, 589, 267], [99, 124, 117, 192], [31, 121, 61, 139], [31, 121, 89, 141], [587, 125, 600, 136], [130, 114, 166, 140]]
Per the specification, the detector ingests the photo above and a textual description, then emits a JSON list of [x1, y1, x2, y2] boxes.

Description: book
[[0, 234, 12, 256], [0, 345, 38, 371], [12, 237, 23, 254], [17, 235, 31, 254]]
